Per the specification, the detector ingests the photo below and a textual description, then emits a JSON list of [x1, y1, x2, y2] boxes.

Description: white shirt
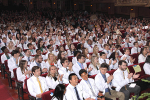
[[97, 43, 104, 51], [88, 63, 99, 75], [138, 54, 147, 63], [72, 57, 77, 65], [17, 43, 28, 50], [103, 49, 112, 58], [67, 50, 74, 57], [30, 61, 47, 71], [22, 56, 34, 65], [27, 75, 49, 98], [122, 42, 133, 48], [121, 54, 133, 66], [143, 63, 150, 75], [99, 58, 113, 70], [112, 68, 134, 91], [131, 47, 141, 54], [1, 53, 11, 64]]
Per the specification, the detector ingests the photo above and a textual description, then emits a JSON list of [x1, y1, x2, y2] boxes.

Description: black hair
[[100, 63, 109, 70], [32, 66, 40, 73], [61, 57, 68, 65], [11, 50, 19, 56], [79, 69, 87, 76], [1, 46, 7, 52], [52, 84, 66, 100], [145, 55, 150, 63], [27, 43, 32, 48], [74, 50, 81, 57], [118, 60, 127, 66], [68, 73, 77, 83], [47, 45, 52, 49], [109, 52, 116, 60], [100, 52, 105, 56], [77, 54, 85, 61]]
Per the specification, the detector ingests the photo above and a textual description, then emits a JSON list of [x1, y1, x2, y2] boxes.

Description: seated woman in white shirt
[[15, 47, 24, 57], [58, 45, 67, 57], [73, 34, 80, 43], [109, 52, 120, 70], [65, 39, 72, 50], [92, 45, 100, 58], [89, 56, 100, 75], [51, 84, 66, 100], [57, 51, 66, 68], [45, 53, 58, 69], [16, 60, 31, 88], [82, 48, 91, 63], [37, 38, 46, 53], [67, 44, 76, 57], [7, 41, 16, 52], [76, 43, 84, 53], [143, 55, 150, 75], [138, 47, 148, 63], [113, 45, 123, 57], [46, 65, 63, 89]]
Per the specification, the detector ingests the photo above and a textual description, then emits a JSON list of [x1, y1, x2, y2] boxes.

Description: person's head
[[48, 53, 55, 62], [1, 46, 9, 53], [35, 55, 43, 63], [61, 58, 68, 68], [53, 84, 66, 99], [145, 55, 150, 63], [77, 54, 85, 63], [100, 52, 106, 59], [125, 37, 129, 43], [19, 60, 28, 73], [49, 39, 53, 45], [38, 38, 44, 48], [69, 44, 75, 51], [93, 45, 99, 54], [11, 50, 20, 58], [134, 42, 138, 48], [47, 65, 57, 77], [104, 44, 109, 50], [8, 41, 14, 47], [20, 38, 24, 44], [91, 56, 99, 65], [47, 45, 53, 52], [115, 45, 121, 50], [134, 36, 138, 41], [59, 45, 65, 52], [118, 60, 128, 71], [32, 66, 41, 77], [140, 47, 148, 55], [109, 52, 118, 60], [99, 63, 109, 74], [36, 49, 41, 55], [27, 43, 33, 50], [87, 39, 92, 45], [124, 48, 130, 55], [82, 48, 88, 56], [2, 37, 7, 43], [98, 38, 103, 44], [57, 51, 65, 60], [79, 69, 88, 81], [24, 49, 31, 56], [69, 73, 78, 86]]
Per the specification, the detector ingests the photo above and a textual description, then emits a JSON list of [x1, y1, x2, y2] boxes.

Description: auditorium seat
[[42, 89, 55, 100], [86, 62, 91, 68], [130, 53, 139, 64], [89, 74, 97, 79], [73, 42, 79, 49], [107, 69, 116, 75], [41, 73, 48, 77], [68, 56, 74, 62]]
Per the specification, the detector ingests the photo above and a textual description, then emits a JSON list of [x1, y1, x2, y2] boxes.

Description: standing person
[[112, 60, 141, 100], [27, 66, 49, 100]]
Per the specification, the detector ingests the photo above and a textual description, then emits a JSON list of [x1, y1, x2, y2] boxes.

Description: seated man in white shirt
[[103, 44, 112, 58], [30, 55, 47, 74], [85, 39, 94, 53], [72, 54, 92, 79], [58, 58, 73, 84], [27, 66, 49, 100], [65, 73, 94, 100], [112, 60, 140, 100], [27, 43, 36, 55], [131, 42, 141, 54], [8, 50, 22, 78], [131, 36, 143, 46], [45, 45, 58, 59], [17, 38, 28, 50], [22, 49, 34, 65], [99, 52, 113, 70], [72, 50, 81, 65], [122, 37, 132, 48], [95, 63, 125, 100], [1, 37, 8, 48], [121, 48, 135, 66], [97, 38, 104, 51], [79, 69, 113, 100]]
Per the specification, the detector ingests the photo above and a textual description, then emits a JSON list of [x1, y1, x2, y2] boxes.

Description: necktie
[[107, 51, 109, 54], [22, 44, 24, 50], [123, 71, 127, 90], [127, 43, 129, 47], [103, 74, 111, 95], [74, 87, 80, 100], [87, 81, 96, 96], [81, 64, 84, 69], [37, 77, 43, 93], [137, 48, 138, 53], [66, 68, 68, 72], [4, 43, 6, 46], [28, 57, 30, 62], [104, 59, 106, 63]]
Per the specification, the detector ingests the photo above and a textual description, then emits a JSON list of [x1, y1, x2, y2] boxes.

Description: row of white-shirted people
[[4, 45, 150, 100]]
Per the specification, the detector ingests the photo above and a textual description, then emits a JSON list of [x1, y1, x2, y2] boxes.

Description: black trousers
[[37, 98, 42, 100], [120, 84, 140, 100]]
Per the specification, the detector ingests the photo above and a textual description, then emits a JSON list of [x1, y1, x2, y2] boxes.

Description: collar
[[77, 61, 82, 66]]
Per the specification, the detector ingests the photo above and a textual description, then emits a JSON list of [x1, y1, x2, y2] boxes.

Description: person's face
[[4, 48, 9, 53], [50, 66, 56, 74], [105, 46, 109, 50], [48, 46, 53, 51], [115, 52, 119, 58], [134, 43, 138, 47], [63, 60, 69, 67], [81, 72, 88, 81], [12, 36, 16, 40], [143, 48, 147, 54], [80, 57, 85, 63], [38, 56, 43, 63], [40, 41, 43, 46], [37, 50, 41, 55], [125, 50, 130, 55], [70, 75, 78, 86], [135, 37, 138, 41], [71, 44, 75, 49], [50, 41, 53, 45], [27, 50, 31, 55], [24, 62, 28, 68], [49, 54, 54, 61], [60, 47, 64, 51], [21, 40, 24, 43], [126, 38, 129, 43], [101, 54, 106, 59], [3, 39, 7, 43], [94, 57, 98, 64], [61, 52, 65, 58], [99, 39, 103, 44], [33, 68, 41, 77], [29, 45, 33, 49], [95, 47, 99, 52], [119, 62, 127, 71], [85, 48, 88, 54], [100, 67, 107, 75]]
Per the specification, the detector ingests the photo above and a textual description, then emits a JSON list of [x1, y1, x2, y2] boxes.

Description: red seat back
[[13, 68, 19, 82], [73, 42, 79, 49], [107, 69, 116, 75], [138, 62, 146, 77], [86, 62, 91, 68], [4, 60, 9, 71], [130, 53, 139, 64], [24, 78, 29, 93], [41, 73, 48, 77], [68, 56, 74, 62], [42, 89, 55, 100], [89, 74, 97, 79]]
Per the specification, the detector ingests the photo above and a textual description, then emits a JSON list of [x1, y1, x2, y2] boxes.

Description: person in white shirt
[[85, 39, 93, 53], [99, 52, 113, 70], [1, 46, 11, 64], [1, 37, 8, 48], [57, 51, 66, 68], [30, 55, 47, 74], [103, 44, 112, 58], [131, 36, 143, 46], [138, 47, 148, 63], [140, 36, 147, 46], [27, 66, 49, 100], [122, 37, 132, 48], [95, 63, 125, 100], [46, 65, 63, 89], [82, 48, 91, 63], [58, 58, 73, 84], [17, 38, 28, 50], [97, 38, 104, 51], [7, 41, 16, 52], [131, 42, 141, 54], [112, 60, 141, 100], [67, 43, 76, 57], [109, 52, 120, 70], [89, 56, 100, 75], [27, 43, 36, 55], [113, 45, 123, 57], [65, 73, 94, 100], [45, 45, 58, 59], [79, 69, 110, 100], [22, 49, 34, 65], [143, 55, 150, 75], [12, 35, 19, 46], [72, 54, 92, 79], [121, 48, 135, 66], [72, 51, 81, 65], [51, 84, 66, 100], [16, 60, 31, 87], [8, 50, 22, 78], [92, 45, 100, 58]]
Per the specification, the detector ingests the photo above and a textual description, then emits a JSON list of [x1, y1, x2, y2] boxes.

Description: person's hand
[[130, 57, 135, 63], [36, 94, 42, 98], [88, 67, 93, 72], [107, 75, 113, 84], [128, 73, 133, 79], [122, 44, 125, 48], [59, 74, 64, 81], [42, 68, 48, 73], [84, 67, 87, 70], [30, 58, 35, 62], [123, 56, 127, 60], [109, 59, 112, 65], [132, 73, 140, 79]]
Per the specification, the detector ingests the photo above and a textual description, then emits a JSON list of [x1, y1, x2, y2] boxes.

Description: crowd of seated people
[[0, 10, 150, 100]]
